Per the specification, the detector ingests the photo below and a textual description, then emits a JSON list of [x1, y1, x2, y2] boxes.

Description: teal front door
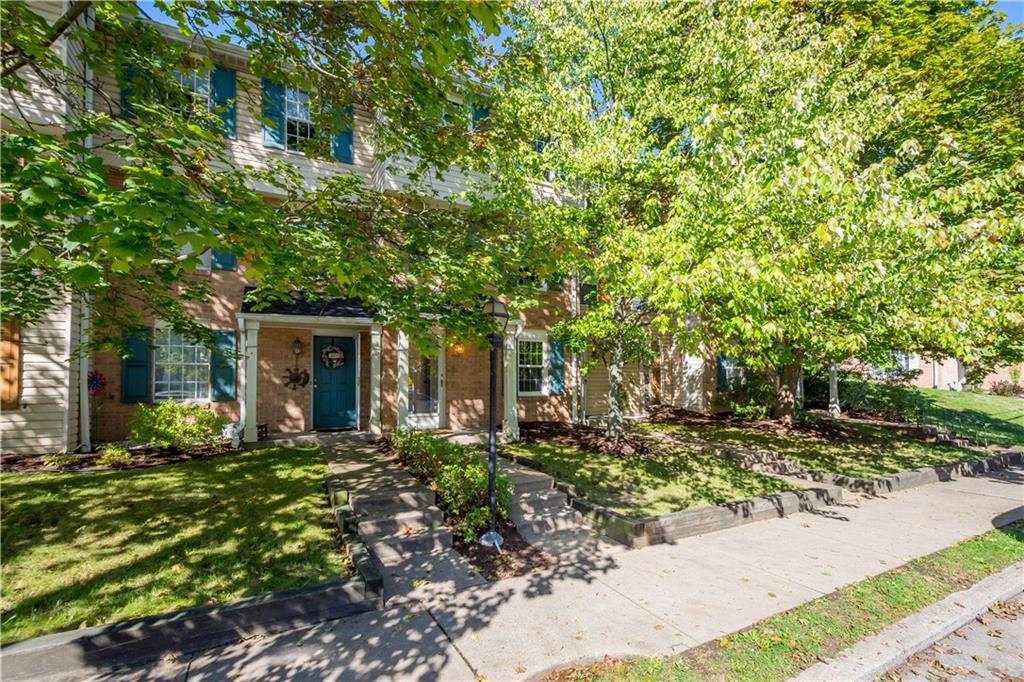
[[313, 336, 357, 430]]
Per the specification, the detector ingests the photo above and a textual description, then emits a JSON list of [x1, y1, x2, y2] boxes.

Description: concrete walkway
[[93, 464, 1022, 682]]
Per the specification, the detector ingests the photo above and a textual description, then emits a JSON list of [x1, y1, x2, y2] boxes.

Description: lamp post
[[481, 297, 510, 552]]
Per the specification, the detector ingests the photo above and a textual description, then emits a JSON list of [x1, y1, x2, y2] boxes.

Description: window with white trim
[[517, 334, 547, 395], [285, 87, 315, 152], [154, 326, 210, 401], [172, 68, 211, 112]]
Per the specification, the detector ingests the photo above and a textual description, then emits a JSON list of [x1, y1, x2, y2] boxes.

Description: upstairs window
[[154, 326, 210, 402], [173, 68, 212, 112], [285, 87, 315, 152]]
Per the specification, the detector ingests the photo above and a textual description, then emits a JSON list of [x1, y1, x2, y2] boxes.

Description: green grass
[[914, 387, 1024, 447], [502, 442, 793, 518], [641, 418, 979, 479], [545, 522, 1024, 682], [0, 447, 348, 644]]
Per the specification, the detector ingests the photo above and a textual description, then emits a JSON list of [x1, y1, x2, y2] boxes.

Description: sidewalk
[[86, 467, 1024, 681]]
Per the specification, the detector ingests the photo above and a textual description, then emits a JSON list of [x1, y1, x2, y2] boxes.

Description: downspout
[[79, 297, 91, 451], [79, 12, 94, 452], [569, 270, 580, 424]]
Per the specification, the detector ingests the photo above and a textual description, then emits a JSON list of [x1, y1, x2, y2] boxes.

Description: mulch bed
[[451, 519, 559, 582], [519, 421, 656, 458], [646, 404, 926, 443], [0, 444, 237, 474]]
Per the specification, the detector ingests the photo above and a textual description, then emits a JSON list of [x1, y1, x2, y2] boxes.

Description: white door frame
[[397, 332, 445, 430]]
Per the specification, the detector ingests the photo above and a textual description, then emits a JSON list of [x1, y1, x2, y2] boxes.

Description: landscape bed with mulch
[[642, 406, 982, 479], [0, 443, 236, 474], [452, 519, 558, 582]]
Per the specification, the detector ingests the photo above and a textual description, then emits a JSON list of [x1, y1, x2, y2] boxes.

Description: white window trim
[[152, 321, 211, 404], [517, 330, 549, 397], [173, 68, 212, 113], [284, 86, 314, 155]]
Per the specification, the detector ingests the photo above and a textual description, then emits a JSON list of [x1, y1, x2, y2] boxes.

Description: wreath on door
[[320, 345, 346, 369]]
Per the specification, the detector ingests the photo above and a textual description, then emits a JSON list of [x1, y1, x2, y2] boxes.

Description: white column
[[369, 324, 382, 436], [396, 330, 409, 430], [241, 320, 260, 443], [502, 323, 521, 442], [828, 363, 841, 417]]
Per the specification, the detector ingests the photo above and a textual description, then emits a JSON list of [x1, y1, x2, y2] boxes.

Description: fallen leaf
[[515, 665, 526, 674], [653, 624, 664, 631], [740, 577, 751, 583], [575, 631, 585, 641], [768, 592, 777, 598], [972, 655, 985, 663], [988, 629, 1005, 638]]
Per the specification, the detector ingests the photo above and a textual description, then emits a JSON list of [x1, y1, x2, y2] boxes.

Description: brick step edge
[[0, 576, 376, 681]]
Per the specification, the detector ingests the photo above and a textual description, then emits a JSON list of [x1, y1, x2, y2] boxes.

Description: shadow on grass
[[0, 447, 348, 645]]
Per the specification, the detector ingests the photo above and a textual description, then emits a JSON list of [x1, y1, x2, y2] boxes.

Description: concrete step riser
[[514, 496, 569, 515], [351, 491, 435, 516], [513, 514, 582, 535], [357, 508, 444, 536], [512, 478, 554, 495], [369, 529, 452, 563]]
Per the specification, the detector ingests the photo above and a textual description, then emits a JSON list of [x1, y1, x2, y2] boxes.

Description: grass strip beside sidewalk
[[544, 522, 1024, 682]]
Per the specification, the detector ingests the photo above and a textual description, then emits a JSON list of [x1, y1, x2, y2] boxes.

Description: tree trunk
[[606, 336, 626, 442], [772, 356, 802, 424], [828, 363, 841, 418]]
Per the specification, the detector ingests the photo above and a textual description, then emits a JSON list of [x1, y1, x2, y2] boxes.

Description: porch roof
[[240, 287, 373, 319]]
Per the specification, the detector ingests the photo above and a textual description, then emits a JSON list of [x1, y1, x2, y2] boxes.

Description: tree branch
[[2, 1, 92, 80]]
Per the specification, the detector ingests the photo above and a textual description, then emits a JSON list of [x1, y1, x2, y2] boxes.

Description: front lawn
[[0, 447, 348, 644], [915, 387, 1024, 447], [642, 417, 978, 479], [545, 522, 1024, 682], [502, 440, 793, 518]]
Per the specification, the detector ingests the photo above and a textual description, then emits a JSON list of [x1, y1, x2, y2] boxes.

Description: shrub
[[991, 380, 1022, 397], [805, 370, 920, 422], [720, 378, 776, 420], [391, 430, 512, 543], [129, 402, 226, 451], [42, 452, 74, 469], [96, 445, 134, 469]]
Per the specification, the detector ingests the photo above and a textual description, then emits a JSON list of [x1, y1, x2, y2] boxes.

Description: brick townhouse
[[0, 4, 725, 455]]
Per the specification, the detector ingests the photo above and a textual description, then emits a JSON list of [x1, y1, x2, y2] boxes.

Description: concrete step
[[357, 507, 444, 537], [508, 471, 553, 495], [350, 488, 435, 517], [512, 507, 583, 535], [514, 489, 570, 514], [521, 526, 623, 558], [368, 527, 452, 563]]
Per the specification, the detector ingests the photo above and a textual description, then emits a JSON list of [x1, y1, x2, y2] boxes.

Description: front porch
[[236, 295, 521, 444]]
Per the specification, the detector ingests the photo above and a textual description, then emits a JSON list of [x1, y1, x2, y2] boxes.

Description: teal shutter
[[549, 339, 565, 396], [332, 105, 354, 163], [211, 249, 237, 271], [471, 105, 489, 130], [210, 330, 237, 401], [121, 328, 152, 403], [716, 354, 729, 391], [211, 66, 237, 139], [261, 79, 285, 149], [119, 66, 138, 118]]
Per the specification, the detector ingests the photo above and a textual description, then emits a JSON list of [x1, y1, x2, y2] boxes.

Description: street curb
[[0, 577, 377, 681], [791, 560, 1024, 682]]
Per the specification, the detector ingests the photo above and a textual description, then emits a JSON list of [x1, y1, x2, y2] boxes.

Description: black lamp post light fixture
[[480, 297, 510, 552]]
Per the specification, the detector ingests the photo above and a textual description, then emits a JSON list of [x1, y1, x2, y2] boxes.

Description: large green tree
[[2, 0, 544, 352], [495, 1, 671, 440], [636, 1, 1023, 421]]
